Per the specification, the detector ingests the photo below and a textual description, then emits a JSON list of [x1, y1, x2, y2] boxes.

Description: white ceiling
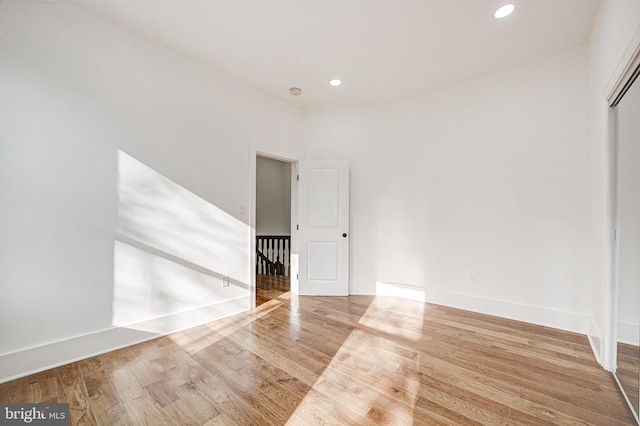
[[61, 0, 600, 108]]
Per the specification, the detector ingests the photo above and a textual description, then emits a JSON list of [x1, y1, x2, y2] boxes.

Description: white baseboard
[[349, 280, 377, 296], [351, 281, 588, 335], [0, 296, 250, 384], [588, 316, 604, 367], [617, 320, 640, 346]]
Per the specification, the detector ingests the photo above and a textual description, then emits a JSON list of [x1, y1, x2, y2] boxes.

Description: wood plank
[[0, 376, 30, 403], [0, 290, 635, 425], [78, 358, 133, 426], [54, 363, 97, 426], [122, 393, 166, 426], [25, 371, 59, 403]]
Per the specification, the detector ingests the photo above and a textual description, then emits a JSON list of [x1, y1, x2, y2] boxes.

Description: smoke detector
[[289, 87, 302, 96]]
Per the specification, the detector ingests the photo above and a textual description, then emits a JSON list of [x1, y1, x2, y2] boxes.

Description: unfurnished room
[[1, 1, 640, 424]]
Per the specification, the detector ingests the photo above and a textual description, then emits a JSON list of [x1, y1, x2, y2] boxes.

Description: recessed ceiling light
[[329, 79, 342, 87], [494, 3, 516, 19]]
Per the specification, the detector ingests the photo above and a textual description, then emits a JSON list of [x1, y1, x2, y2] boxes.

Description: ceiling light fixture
[[329, 79, 342, 87], [494, 3, 516, 19], [289, 87, 302, 96]]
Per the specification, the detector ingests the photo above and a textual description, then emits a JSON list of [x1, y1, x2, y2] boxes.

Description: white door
[[298, 160, 349, 296]]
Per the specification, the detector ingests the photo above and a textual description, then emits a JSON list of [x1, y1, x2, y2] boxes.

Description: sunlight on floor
[[167, 298, 285, 355], [287, 294, 425, 425]]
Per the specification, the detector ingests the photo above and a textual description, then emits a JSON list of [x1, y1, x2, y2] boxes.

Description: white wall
[[304, 46, 591, 332], [587, 0, 640, 368], [0, 1, 302, 382], [256, 156, 291, 235], [302, 104, 392, 292]]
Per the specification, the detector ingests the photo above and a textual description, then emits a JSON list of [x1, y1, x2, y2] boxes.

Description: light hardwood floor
[[0, 276, 635, 425], [256, 274, 290, 307]]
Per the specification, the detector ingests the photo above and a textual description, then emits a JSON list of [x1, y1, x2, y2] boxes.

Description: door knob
[[342, 233, 348, 238]]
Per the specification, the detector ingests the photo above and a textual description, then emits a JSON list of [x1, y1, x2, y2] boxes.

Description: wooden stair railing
[[256, 235, 290, 277], [256, 250, 282, 276]]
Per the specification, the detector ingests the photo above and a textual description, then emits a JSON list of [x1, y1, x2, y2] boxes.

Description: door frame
[[249, 144, 299, 309]]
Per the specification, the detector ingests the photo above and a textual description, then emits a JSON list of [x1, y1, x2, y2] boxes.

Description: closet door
[[614, 66, 640, 421]]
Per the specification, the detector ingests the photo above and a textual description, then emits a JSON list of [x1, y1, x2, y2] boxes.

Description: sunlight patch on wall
[[113, 151, 250, 330], [376, 281, 426, 303]]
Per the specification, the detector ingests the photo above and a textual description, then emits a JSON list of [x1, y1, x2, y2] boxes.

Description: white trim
[[605, 24, 640, 105], [617, 320, 640, 346], [353, 281, 588, 335], [289, 162, 300, 295], [603, 103, 619, 371], [588, 316, 604, 368], [350, 280, 377, 296], [423, 287, 588, 334], [0, 296, 250, 384], [249, 149, 257, 309]]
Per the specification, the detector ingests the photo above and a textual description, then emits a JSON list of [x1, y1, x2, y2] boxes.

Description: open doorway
[[255, 155, 292, 306]]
